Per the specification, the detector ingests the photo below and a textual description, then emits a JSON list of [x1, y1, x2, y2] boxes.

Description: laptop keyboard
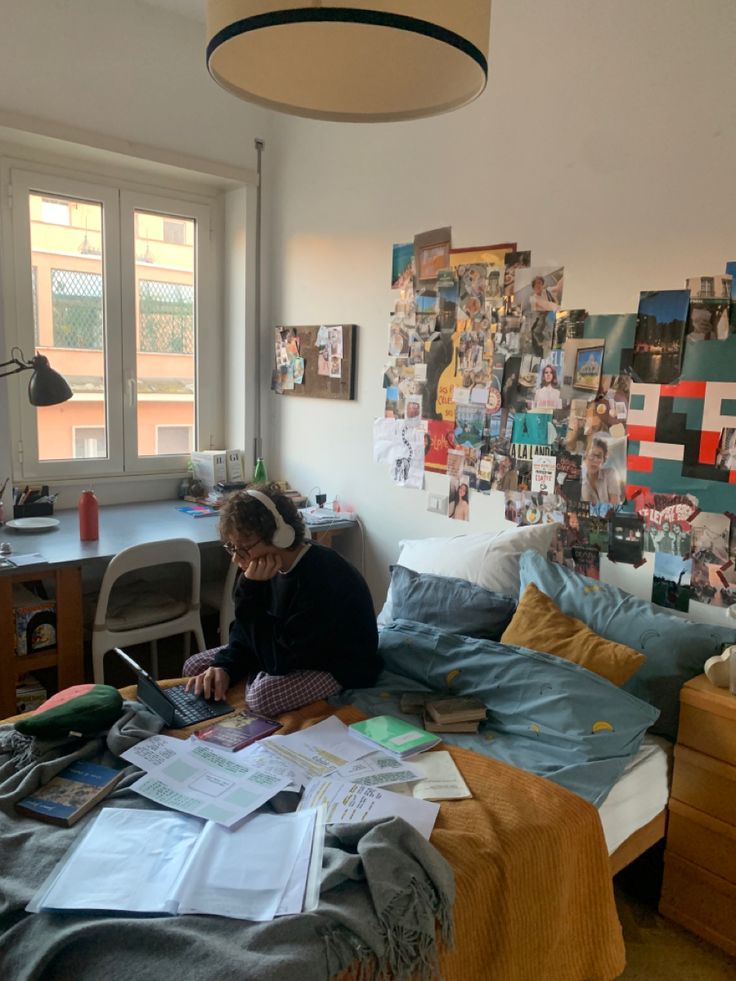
[[167, 685, 232, 726]]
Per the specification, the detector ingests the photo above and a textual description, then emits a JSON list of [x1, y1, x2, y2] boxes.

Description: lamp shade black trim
[[207, 7, 488, 81]]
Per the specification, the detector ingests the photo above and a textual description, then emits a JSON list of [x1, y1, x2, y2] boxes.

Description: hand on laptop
[[186, 666, 230, 702]]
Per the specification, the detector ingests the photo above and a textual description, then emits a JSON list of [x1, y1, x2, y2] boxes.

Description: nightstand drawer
[[670, 745, 736, 827], [678, 702, 736, 765], [667, 800, 736, 885], [660, 853, 736, 958]]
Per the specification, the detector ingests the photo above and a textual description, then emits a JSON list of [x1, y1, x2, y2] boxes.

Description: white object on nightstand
[[704, 646, 735, 691]]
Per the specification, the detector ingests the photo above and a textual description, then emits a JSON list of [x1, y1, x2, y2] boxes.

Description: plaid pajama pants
[[182, 646, 342, 716]]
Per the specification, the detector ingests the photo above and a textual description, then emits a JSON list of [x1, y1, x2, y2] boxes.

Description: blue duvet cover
[[333, 619, 659, 807]]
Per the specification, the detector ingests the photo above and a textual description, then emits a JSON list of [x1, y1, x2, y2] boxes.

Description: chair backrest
[[93, 538, 202, 629]]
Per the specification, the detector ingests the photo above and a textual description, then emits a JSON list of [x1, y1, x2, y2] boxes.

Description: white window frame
[[3, 161, 222, 482]]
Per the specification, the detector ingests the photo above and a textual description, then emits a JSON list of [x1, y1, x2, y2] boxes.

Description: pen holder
[[14, 502, 54, 519]]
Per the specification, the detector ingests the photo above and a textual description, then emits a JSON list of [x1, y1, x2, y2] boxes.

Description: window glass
[[134, 211, 196, 458], [29, 193, 108, 462]]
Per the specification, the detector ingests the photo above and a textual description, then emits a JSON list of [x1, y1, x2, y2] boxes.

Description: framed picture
[[414, 226, 451, 285], [573, 344, 604, 391]]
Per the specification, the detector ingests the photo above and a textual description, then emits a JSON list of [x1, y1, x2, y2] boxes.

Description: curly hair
[[218, 482, 305, 548]]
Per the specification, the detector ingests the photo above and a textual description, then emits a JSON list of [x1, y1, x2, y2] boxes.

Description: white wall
[[266, 0, 736, 605]]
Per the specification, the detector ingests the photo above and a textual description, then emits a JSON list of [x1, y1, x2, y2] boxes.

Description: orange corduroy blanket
[[276, 700, 625, 981]]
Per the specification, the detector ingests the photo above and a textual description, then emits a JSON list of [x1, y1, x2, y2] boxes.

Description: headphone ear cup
[[271, 522, 296, 548], [245, 488, 296, 549]]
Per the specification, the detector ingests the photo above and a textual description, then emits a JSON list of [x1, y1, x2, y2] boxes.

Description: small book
[[349, 715, 441, 759], [194, 712, 281, 752], [15, 760, 124, 827], [425, 695, 487, 724], [176, 504, 218, 518], [399, 691, 436, 714], [404, 750, 472, 801], [423, 714, 480, 734]]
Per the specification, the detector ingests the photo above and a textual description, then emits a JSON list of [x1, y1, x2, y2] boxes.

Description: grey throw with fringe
[[0, 704, 454, 981]]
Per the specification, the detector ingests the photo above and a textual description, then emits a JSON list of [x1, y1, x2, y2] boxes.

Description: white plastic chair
[[200, 561, 238, 645], [92, 538, 206, 684]]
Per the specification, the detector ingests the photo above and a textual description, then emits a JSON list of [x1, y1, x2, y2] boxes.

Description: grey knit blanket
[[0, 705, 454, 981]]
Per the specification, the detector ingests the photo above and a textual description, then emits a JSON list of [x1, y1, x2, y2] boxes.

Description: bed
[[2, 524, 733, 981]]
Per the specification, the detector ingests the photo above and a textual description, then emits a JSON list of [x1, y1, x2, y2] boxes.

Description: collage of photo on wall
[[374, 229, 736, 610]]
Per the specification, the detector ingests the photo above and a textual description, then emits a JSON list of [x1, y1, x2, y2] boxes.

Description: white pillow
[[377, 523, 560, 626]]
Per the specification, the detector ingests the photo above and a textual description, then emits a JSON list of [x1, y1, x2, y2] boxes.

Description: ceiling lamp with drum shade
[[206, 1, 492, 123]]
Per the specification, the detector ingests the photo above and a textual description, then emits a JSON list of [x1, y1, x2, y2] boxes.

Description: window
[[5, 166, 218, 480], [40, 197, 70, 225], [73, 426, 106, 459], [155, 425, 193, 455], [163, 218, 187, 245]]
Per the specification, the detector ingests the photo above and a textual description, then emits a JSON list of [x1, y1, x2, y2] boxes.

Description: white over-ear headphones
[[246, 489, 296, 548]]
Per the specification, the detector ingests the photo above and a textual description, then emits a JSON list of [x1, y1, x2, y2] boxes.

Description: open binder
[[28, 805, 325, 922]]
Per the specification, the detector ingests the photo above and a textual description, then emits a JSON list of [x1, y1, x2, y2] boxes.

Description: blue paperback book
[[15, 760, 124, 826]]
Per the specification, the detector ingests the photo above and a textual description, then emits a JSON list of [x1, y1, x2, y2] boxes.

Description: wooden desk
[[0, 501, 223, 719], [303, 516, 357, 549]]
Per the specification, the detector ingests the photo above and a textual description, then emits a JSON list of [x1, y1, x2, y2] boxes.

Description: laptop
[[113, 647, 233, 729]]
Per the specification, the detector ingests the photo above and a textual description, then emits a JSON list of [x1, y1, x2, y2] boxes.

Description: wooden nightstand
[[659, 674, 736, 957]]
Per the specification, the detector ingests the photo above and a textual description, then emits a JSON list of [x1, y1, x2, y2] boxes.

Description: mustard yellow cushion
[[500, 583, 646, 686]]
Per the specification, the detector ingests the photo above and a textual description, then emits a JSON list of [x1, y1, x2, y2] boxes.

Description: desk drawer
[[678, 703, 736, 765], [667, 800, 736, 885], [671, 745, 736, 827], [660, 853, 736, 957]]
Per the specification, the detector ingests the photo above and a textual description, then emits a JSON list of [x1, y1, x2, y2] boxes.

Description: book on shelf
[[349, 715, 441, 759], [395, 750, 472, 801], [15, 760, 124, 827], [194, 711, 282, 752], [425, 695, 487, 724], [423, 714, 480, 734]]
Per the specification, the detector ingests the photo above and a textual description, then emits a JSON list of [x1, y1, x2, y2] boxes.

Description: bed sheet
[[598, 734, 672, 854]]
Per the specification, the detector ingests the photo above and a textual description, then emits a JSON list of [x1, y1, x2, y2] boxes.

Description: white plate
[[5, 517, 60, 531]]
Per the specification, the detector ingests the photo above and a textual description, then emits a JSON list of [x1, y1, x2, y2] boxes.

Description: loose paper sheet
[[121, 735, 290, 827], [298, 777, 439, 840]]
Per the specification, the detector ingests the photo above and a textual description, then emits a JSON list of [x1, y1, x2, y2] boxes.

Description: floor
[[614, 845, 736, 980]]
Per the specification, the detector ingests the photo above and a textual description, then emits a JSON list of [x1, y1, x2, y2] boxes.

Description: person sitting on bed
[[184, 483, 382, 716]]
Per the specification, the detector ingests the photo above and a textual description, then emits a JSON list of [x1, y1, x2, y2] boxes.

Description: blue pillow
[[518, 550, 736, 740], [388, 565, 517, 641], [376, 618, 658, 806]]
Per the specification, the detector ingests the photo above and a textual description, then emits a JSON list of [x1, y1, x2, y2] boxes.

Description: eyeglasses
[[223, 539, 261, 560]]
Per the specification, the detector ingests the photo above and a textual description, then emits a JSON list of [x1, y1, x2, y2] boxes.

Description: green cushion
[[15, 683, 123, 738]]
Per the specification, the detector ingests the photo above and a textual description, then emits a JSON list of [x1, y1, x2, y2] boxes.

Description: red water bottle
[[79, 489, 99, 541]]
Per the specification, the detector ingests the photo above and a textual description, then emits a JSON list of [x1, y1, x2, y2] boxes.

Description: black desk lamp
[[0, 347, 73, 406]]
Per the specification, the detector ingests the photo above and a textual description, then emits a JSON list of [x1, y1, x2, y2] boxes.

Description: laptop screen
[[135, 672, 177, 726], [112, 648, 177, 725]]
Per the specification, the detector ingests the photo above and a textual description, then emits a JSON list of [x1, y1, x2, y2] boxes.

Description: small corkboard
[[273, 324, 357, 401]]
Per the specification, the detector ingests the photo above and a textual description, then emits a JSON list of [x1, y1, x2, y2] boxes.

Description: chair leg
[[149, 639, 159, 679], [92, 643, 106, 686], [193, 622, 207, 655]]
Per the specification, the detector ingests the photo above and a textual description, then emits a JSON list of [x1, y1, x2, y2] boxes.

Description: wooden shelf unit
[[0, 565, 84, 718]]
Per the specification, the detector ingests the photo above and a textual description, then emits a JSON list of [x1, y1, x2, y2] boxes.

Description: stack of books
[[422, 696, 487, 734]]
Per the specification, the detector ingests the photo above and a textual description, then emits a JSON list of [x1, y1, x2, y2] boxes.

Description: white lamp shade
[[206, 1, 491, 122]]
